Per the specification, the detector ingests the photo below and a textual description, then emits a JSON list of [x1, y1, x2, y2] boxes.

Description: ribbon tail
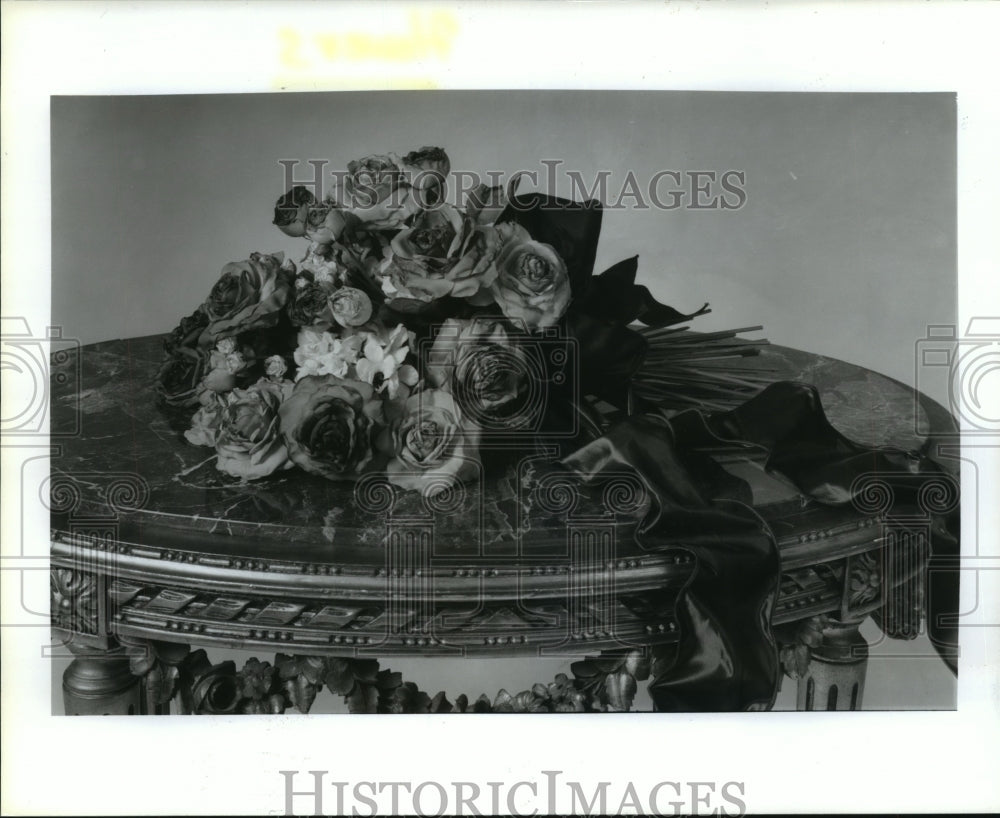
[[562, 413, 781, 712], [560, 380, 960, 711]]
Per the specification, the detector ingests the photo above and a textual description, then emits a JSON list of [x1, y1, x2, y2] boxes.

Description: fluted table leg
[[796, 618, 869, 711]]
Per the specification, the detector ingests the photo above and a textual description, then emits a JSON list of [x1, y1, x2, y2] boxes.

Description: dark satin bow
[[562, 381, 959, 711]]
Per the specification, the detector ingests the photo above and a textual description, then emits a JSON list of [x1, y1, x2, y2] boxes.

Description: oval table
[[48, 334, 959, 714]]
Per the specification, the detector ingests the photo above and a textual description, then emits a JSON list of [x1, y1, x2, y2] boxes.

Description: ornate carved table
[[49, 334, 959, 714]]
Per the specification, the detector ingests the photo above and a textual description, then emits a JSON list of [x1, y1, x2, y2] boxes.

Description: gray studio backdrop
[[52, 90, 956, 402], [49, 91, 957, 712]]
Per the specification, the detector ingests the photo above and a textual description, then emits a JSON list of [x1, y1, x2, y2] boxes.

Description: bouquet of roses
[[149, 145, 968, 716], [157, 146, 762, 499]]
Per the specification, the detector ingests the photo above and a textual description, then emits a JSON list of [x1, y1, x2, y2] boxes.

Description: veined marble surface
[[49, 334, 943, 564]]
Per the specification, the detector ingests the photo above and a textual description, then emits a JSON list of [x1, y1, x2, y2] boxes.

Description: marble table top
[[49, 333, 946, 571]]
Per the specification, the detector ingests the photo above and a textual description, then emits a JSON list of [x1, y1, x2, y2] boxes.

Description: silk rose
[[198, 251, 294, 347], [489, 237, 571, 331], [278, 376, 382, 480], [379, 206, 527, 310], [215, 380, 293, 480], [383, 389, 480, 498]]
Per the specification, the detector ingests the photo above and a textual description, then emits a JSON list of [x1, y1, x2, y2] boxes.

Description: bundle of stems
[[632, 325, 775, 413]]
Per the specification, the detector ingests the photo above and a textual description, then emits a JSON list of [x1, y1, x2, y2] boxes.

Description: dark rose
[[272, 185, 317, 234], [278, 376, 381, 480], [215, 380, 291, 480], [156, 346, 209, 408], [163, 307, 210, 354], [383, 389, 480, 497], [288, 277, 335, 328], [426, 318, 538, 430], [490, 238, 571, 330], [264, 355, 289, 381], [198, 251, 293, 346], [273, 185, 354, 244], [454, 343, 533, 426]]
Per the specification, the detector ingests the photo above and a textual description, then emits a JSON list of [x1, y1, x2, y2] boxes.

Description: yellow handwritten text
[[279, 10, 459, 70]]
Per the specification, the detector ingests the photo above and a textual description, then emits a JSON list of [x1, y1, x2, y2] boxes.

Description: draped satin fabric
[[562, 381, 960, 711], [500, 193, 958, 710]]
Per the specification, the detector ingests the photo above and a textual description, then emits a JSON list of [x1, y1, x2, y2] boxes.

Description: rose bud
[[329, 287, 373, 328], [264, 355, 289, 381], [397, 146, 451, 206], [273, 185, 317, 237]]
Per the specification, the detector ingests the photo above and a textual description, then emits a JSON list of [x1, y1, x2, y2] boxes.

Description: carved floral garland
[[124, 641, 652, 715]]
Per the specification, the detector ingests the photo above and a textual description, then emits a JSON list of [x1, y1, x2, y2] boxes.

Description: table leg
[[62, 645, 143, 716], [796, 618, 869, 711]]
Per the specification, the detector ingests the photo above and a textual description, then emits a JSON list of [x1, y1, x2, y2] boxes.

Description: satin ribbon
[[562, 381, 959, 711]]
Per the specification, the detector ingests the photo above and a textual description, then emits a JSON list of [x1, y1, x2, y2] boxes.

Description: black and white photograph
[[2, 3, 998, 816], [46, 88, 962, 717]]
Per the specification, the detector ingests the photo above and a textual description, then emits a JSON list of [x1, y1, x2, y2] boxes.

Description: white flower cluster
[[355, 323, 419, 399], [292, 323, 418, 399], [293, 328, 364, 380]]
